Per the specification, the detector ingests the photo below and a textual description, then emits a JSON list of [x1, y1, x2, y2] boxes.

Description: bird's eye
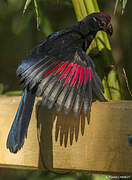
[[100, 21, 106, 27]]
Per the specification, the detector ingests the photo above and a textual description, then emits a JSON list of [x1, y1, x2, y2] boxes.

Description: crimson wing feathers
[[17, 49, 106, 116]]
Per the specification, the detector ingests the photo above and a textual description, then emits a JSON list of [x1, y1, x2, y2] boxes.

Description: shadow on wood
[[36, 101, 90, 170], [1, 96, 132, 174]]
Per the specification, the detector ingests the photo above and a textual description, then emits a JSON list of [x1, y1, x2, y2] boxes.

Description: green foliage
[[23, 0, 72, 30], [23, 0, 40, 29], [34, 0, 40, 29], [41, 0, 72, 6], [0, 168, 114, 180], [114, 0, 128, 14], [5, 91, 22, 96], [93, 174, 111, 180], [40, 11, 53, 36], [23, 0, 32, 14], [12, 13, 33, 35], [0, 169, 93, 180], [108, 69, 123, 100], [0, 84, 4, 94], [123, 68, 132, 97]]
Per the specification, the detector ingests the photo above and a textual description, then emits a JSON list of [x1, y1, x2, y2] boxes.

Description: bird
[[6, 12, 113, 153]]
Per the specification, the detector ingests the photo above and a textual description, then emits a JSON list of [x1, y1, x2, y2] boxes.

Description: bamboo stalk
[[84, 0, 95, 13], [102, 77, 112, 100], [72, 0, 83, 21], [78, 0, 88, 18], [108, 69, 123, 100], [92, 0, 99, 11]]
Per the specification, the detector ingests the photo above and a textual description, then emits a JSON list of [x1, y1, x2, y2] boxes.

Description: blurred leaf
[[123, 68, 132, 97], [5, 91, 22, 96], [54, 176, 76, 180], [23, 0, 71, 30], [42, 0, 72, 6], [114, 0, 128, 14], [57, 0, 72, 5], [34, 0, 40, 30], [0, 83, 4, 94], [23, 0, 40, 30], [40, 11, 53, 36], [12, 12, 33, 35], [93, 174, 111, 180], [114, 0, 119, 15], [23, 0, 32, 14], [3, 0, 8, 4], [122, 0, 127, 14]]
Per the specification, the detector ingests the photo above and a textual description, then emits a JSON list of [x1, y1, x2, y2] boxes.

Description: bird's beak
[[106, 23, 113, 36]]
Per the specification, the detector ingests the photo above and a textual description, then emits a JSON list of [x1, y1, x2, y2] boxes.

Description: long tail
[[6, 88, 35, 153]]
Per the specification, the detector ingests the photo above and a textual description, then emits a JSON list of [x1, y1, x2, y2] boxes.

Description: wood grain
[[0, 95, 132, 174]]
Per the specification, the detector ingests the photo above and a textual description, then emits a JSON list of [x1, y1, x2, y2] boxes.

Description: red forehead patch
[[102, 13, 111, 22]]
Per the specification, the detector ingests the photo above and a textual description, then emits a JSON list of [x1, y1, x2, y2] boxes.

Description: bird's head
[[90, 12, 113, 36], [81, 12, 113, 36]]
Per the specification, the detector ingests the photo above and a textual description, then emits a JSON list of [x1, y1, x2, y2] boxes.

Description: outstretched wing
[[17, 48, 106, 116]]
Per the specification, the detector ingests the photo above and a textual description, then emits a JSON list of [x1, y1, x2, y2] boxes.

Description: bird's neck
[[72, 21, 100, 51], [82, 31, 97, 51]]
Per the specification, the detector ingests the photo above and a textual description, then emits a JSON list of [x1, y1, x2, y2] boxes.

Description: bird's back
[[25, 28, 84, 63]]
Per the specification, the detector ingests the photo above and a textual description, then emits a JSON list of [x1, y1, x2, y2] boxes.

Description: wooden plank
[[0, 95, 132, 174]]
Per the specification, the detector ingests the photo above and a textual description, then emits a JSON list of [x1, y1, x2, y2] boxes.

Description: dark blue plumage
[[6, 88, 35, 153], [7, 12, 113, 153]]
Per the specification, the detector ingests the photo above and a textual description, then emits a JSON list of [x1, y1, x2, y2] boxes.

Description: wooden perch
[[0, 95, 132, 174]]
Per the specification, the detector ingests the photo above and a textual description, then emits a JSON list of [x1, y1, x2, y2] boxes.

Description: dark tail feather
[[6, 88, 35, 153]]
